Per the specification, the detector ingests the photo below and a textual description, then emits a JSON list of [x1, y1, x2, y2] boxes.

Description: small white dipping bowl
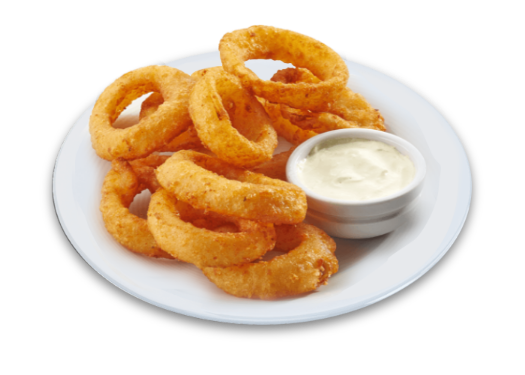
[[286, 129, 426, 239]]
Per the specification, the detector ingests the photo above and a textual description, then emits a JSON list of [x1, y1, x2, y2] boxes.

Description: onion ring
[[139, 93, 204, 152], [190, 67, 219, 80], [147, 189, 276, 268], [272, 68, 386, 132], [128, 153, 170, 193], [219, 26, 349, 111], [128, 152, 170, 169], [100, 158, 173, 259], [202, 223, 338, 299], [89, 65, 195, 161], [280, 102, 385, 132], [271, 67, 320, 85], [189, 67, 277, 168], [250, 147, 296, 181], [260, 98, 318, 145], [279, 106, 358, 132], [155, 150, 307, 225], [138, 91, 164, 119]]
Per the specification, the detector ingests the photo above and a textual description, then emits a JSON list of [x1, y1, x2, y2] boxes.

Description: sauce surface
[[298, 138, 415, 201]]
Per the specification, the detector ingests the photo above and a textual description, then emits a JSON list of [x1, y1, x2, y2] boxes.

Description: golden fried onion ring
[[89, 66, 195, 161], [202, 223, 338, 299], [148, 189, 276, 268], [155, 150, 307, 225], [189, 67, 277, 168], [100, 158, 172, 259], [219, 26, 349, 111], [139, 92, 204, 153], [190, 67, 219, 80], [128, 153, 170, 193], [250, 147, 296, 181], [260, 98, 317, 145], [272, 68, 386, 132]]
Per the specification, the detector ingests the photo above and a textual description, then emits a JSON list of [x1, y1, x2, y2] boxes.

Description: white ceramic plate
[[53, 52, 471, 325]]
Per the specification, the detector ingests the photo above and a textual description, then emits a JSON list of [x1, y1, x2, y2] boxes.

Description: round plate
[[53, 52, 472, 325]]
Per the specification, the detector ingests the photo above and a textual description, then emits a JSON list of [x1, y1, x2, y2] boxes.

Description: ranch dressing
[[298, 138, 415, 201]]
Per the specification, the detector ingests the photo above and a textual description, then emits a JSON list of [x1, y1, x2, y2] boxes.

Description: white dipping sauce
[[297, 138, 415, 201]]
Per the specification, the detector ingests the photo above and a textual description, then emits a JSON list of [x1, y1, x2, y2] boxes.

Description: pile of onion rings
[[89, 25, 390, 299]]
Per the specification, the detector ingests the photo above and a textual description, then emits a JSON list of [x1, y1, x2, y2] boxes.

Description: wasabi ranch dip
[[297, 138, 416, 201]]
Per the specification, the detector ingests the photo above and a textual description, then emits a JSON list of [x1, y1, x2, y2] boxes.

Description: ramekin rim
[[286, 129, 426, 206]]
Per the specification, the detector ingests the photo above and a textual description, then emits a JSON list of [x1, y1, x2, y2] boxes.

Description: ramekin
[[286, 129, 426, 239]]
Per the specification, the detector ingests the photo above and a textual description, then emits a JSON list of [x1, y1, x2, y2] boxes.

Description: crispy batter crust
[[189, 67, 277, 168], [272, 68, 386, 132], [202, 223, 338, 299], [89, 66, 195, 160], [220, 25, 349, 111], [250, 147, 296, 181], [155, 150, 307, 225], [148, 189, 276, 268], [139, 92, 204, 153], [261, 98, 318, 145], [100, 158, 172, 259]]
